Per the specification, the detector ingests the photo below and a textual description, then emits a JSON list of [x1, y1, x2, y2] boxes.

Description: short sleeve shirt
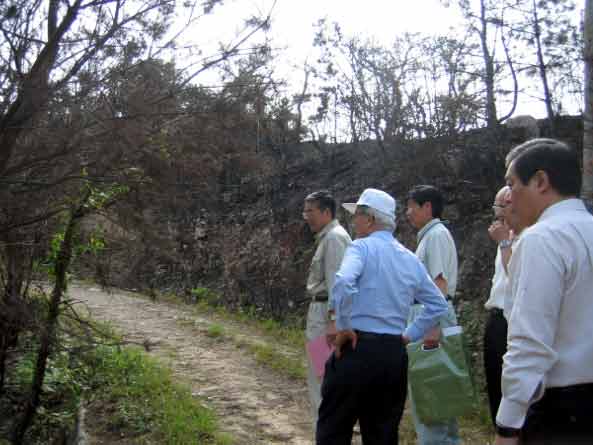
[[415, 219, 458, 297]]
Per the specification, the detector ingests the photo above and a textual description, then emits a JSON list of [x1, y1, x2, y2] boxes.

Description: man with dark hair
[[407, 185, 445, 219], [406, 184, 460, 445], [302, 190, 351, 429], [495, 139, 593, 444], [316, 188, 448, 445]]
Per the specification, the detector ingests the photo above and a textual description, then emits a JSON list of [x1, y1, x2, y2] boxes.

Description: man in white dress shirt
[[495, 138, 593, 444], [484, 186, 512, 425]]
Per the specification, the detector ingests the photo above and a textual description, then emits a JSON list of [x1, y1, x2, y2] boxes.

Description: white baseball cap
[[342, 188, 396, 221]]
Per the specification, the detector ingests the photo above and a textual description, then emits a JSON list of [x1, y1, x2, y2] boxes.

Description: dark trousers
[[521, 383, 593, 444], [316, 332, 407, 445], [483, 308, 507, 426]]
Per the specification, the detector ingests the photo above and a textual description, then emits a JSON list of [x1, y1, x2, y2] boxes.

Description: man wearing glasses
[[302, 190, 352, 429], [484, 186, 513, 426], [495, 139, 593, 444]]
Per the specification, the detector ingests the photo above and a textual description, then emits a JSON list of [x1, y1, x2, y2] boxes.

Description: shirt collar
[[315, 219, 340, 242], [537, 198, 586, 223], [368, 230, 394, 240], [417, 218, 441, 243]]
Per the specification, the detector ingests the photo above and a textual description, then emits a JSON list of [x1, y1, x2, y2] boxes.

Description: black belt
[[311, 295, 328, 302], [545, 382, 593, 398], [354, 330, 402, 341], [413, 295, 454, 305]]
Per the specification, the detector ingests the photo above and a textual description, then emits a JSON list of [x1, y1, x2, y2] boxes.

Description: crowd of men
[[302, 138, 593, 445]]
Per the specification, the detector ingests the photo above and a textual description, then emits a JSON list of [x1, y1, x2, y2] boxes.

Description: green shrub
[[191, 287, 221, 306], [5, 326, 230, 445]]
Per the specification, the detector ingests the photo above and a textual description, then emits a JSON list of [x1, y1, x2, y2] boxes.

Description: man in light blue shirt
[[316, 188, 448, 445]]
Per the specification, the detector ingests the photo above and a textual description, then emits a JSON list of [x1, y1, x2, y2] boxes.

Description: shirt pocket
[[309, 252, 324, 282]]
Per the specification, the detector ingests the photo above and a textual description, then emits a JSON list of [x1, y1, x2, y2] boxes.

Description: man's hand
[[334, 330, 358, 359], [423, 325, 441, 349], [494, 434, 519, 445], [326, 321, 337, 347], [488, 220, 510, 243]]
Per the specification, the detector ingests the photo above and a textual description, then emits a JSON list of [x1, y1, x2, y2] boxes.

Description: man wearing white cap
[[316, 188, 448, 445]]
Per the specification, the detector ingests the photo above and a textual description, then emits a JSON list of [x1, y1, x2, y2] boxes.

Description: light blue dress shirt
[[331, 230, 448, 342]]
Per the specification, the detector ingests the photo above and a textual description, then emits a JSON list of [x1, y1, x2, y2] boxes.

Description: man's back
[[346, 231, 436, 333], [507, 198, 593, 388]]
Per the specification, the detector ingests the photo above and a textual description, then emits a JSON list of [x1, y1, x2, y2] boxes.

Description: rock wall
[[187, 117, 583, 378], [206, 117, 582, 316]]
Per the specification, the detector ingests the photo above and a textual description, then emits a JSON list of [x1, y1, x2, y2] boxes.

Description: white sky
[[172, 0, 586, 120], [177, 0, 459, 79], [265, 0, 460, 58]]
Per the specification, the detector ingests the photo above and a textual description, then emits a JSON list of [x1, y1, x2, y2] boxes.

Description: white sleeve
[[496, 232, 562, 428]]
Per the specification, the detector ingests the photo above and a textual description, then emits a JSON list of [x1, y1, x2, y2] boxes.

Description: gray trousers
[[306, 301, 329, 427]]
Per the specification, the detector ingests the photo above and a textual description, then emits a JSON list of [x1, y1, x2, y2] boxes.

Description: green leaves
[[84, 182, 130, 212]]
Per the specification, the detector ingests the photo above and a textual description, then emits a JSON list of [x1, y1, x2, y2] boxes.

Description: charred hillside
[[78, 117, 583, 340]]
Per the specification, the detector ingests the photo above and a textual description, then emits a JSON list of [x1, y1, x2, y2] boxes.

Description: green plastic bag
[[407, 325, 477, 424]]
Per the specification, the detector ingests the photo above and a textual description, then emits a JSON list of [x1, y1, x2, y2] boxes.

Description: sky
[[189, 0, 460, 71], [262, 0, 460, 60], [174, 0, 459, 82], [171, 0, 586, 121]]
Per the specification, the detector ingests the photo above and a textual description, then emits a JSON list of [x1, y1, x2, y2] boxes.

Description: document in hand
[[407, 325, 477, 424], [306, 335, 334, 378]]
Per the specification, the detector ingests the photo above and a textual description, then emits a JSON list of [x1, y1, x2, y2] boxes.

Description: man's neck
[[315, 218, 336, 238], [536, 193, 576, 221]]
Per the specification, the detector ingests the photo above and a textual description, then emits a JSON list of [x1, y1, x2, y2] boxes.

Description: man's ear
[[533, 170, 551, 193], [422, 201, 433, 216]]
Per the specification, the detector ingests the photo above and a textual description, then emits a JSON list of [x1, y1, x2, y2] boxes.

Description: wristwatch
[[499, 239, 512, 249], [496, 424, 521, 438]]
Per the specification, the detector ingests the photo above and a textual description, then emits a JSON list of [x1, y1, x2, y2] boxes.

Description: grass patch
[[256, 316, 305, 350], [172, 288, 309, 381], [191, 296, 305, 351], [1, 312, 231, 445], [190, 299, 307, 380], [247, 343, 306, 380], [206, 324, 225, 338], [88, 345, 231, 445]]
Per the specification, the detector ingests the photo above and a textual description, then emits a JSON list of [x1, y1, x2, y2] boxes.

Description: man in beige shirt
[[303, 190, 351, 427]]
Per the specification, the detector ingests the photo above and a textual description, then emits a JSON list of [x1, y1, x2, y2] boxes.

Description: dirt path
[[71, 283, 492, 445], [71, 284, 315, 445]]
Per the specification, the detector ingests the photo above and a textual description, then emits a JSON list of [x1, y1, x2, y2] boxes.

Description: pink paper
[[306, 335, 334, 378]]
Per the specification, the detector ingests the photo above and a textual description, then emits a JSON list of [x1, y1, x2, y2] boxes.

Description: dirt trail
[[71, 284, 315, 445], [70, 284, 491, 445]]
